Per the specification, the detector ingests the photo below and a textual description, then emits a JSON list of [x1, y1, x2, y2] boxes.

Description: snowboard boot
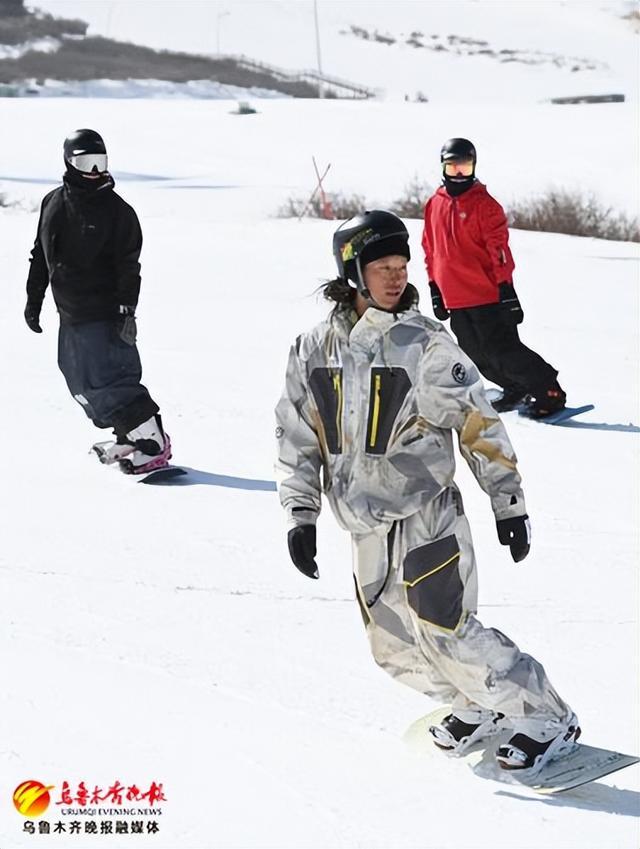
[[521, 382, 567, 419], [491, 387, 527, 413], [117, 415, 172, 475], [429, 708, 505, 755], [495, 712, 581, 773]]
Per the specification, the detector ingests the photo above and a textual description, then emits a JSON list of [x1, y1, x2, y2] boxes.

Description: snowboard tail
[[138, 465, 188, 485], [520, 404, 595, 425]]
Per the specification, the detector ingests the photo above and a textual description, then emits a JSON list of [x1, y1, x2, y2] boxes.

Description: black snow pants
[[449, 305, 559, 396], [57, 321, 159, 435]]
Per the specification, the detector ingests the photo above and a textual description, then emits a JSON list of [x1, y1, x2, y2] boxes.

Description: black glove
[[118, 305, 137, 345], [287, 525, 319, 579], [429, 282, 450, 321], [24, 301, 43, 333], [496, 515, 531, 563], [498, 283, 524, 325]]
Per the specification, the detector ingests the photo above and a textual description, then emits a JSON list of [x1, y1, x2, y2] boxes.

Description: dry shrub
[[389, 176, 433, 218], [508, 189, 639, 242], [277, 191, 367, 220]]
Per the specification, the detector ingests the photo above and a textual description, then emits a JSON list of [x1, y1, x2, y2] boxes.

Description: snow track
[[0, 91, 638, 847]]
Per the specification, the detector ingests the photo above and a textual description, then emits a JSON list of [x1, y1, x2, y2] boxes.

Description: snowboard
[[138, 465, 188, 485], [519, 403, 595, 425], [484, 389, 594, 425], [404, 707, 639, 795]]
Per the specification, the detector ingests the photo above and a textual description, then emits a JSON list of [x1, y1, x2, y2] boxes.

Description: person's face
[[361, 255, 408, 311]]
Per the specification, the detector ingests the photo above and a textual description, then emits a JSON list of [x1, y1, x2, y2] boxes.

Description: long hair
[[319, 278, 420, 316]]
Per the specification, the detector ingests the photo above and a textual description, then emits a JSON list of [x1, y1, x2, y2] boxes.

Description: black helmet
[[63, 129, 108, 174], [440, 137, 476, 163], [332, 210, 410, 293]]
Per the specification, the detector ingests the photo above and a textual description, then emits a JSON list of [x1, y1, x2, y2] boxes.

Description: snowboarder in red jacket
[[421, 138, 566, 417]]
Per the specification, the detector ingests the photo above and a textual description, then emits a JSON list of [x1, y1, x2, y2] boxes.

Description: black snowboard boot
[[429, 709, 505, 754], [522, 383, 567, 419], [495, 713, 581, 772], [491, 387, 527, 413]]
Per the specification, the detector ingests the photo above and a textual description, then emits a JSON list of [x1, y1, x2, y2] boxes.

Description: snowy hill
[[30, 0, 640, 102]]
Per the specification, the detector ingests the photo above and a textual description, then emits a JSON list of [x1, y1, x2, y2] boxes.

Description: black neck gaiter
[[63, 168, 114, 196], [443, 177, 476, 197]]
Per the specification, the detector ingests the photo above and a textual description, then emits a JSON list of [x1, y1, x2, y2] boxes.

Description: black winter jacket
[[26, 173, 143, 324]]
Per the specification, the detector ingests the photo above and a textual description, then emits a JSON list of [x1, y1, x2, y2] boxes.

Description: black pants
[[57, 321, 159, 435], [450, 305, 558, 395]]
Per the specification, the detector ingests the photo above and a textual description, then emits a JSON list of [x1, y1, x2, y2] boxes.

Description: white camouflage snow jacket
[[275, 306, 526, 536]]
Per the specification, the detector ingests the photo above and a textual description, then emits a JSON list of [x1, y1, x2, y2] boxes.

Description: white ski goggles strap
[[68, 152, 108, 173]]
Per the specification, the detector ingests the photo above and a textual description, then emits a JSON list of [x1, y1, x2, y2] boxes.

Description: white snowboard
[[404, 707, 639, 795]]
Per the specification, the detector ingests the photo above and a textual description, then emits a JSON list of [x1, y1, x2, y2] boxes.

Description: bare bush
[[278, 184, 637, 241], [277, 191, 367, 220], [232, 101, 257, 115], [328, 192, 369, 219], [507, 190, 639, 242], [389, 176, 433, 218]]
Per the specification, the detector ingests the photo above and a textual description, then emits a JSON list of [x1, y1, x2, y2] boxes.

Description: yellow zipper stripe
[[369, 374, 381, 448], [333, 373, 343, 450], [403, 551, 461, 588]]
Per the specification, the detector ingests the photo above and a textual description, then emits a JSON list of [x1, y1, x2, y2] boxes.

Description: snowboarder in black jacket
[[24, 129, 171, 474]]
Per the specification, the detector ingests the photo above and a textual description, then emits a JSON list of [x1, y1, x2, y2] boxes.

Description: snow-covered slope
[[1, 95, 637, 217], [31, 0, 640, 102], [0, 91, 638, 848]]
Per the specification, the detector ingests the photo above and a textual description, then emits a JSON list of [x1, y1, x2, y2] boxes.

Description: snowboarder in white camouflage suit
[[275, 210, 580, 773]]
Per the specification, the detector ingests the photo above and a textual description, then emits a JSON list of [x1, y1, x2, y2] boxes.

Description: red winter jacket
[[421, 182, 515, 309]]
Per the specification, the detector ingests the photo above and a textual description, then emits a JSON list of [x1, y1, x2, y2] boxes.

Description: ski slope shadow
[[493, 783, 640, 817], [0, 172, 174, 184], [552, 420, 640, 433], [170, 467, 276, 491]]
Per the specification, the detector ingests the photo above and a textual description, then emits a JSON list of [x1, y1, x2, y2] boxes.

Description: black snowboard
[[138, 466, 188, 485]]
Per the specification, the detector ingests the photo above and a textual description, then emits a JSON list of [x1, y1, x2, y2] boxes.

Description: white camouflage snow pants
[[352, 486, 573, 727]]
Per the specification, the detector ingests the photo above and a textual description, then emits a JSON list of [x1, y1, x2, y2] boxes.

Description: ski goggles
[[68, 152, 108, 173], [443, 159, 474, 177]]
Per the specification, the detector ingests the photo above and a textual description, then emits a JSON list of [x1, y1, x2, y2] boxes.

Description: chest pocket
[[365, 367, 411, 455], [309, 368, 343, 455]]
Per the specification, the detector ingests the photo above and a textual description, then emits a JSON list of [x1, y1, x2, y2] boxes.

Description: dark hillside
[[0, 1, 86, 43], [0, 1, 319, 96]]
